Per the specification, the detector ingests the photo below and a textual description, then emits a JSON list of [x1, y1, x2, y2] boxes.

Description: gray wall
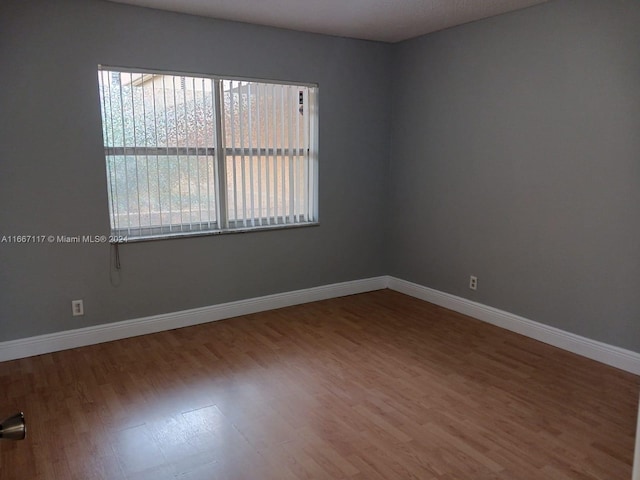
[[2, 0, 639, 354], [0, 0, 392, 341], [389, 0, 640, 351]]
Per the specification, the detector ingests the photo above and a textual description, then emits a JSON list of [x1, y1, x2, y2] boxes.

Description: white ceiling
[[106, 0, 550, 43]]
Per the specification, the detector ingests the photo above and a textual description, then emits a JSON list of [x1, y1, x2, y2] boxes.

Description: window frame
[[97, 65, 319, 243]]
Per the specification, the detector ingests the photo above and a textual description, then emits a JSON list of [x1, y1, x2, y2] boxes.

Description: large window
[[97, 66, 318, 241]]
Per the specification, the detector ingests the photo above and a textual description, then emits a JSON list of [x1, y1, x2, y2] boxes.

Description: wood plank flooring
[[1, 289, 638, 479]]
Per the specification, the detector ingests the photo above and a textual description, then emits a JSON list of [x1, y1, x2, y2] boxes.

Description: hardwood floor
[[1, 289, 638, 479]]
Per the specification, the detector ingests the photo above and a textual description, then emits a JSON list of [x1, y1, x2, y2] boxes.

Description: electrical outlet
[[71, 299, 84, 316], [469, 275, 478, 291]]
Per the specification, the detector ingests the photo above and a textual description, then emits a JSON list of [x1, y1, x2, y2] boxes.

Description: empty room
[[1, 0, 639, 478]]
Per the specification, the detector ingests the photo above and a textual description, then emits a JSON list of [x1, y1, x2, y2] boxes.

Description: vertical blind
[[97, 67, 318, 240]]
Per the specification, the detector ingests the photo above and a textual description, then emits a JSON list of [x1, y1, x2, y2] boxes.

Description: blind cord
[[109, 243, 122, 287], [114, 243, 121, 270]]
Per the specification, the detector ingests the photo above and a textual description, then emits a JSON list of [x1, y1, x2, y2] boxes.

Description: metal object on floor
[[0, 412, 26, 440]]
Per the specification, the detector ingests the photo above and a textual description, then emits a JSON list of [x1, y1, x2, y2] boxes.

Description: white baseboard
[[0, 276, 388, 362], [387, 276, 640, 376], [2, 275, 639, 376]]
